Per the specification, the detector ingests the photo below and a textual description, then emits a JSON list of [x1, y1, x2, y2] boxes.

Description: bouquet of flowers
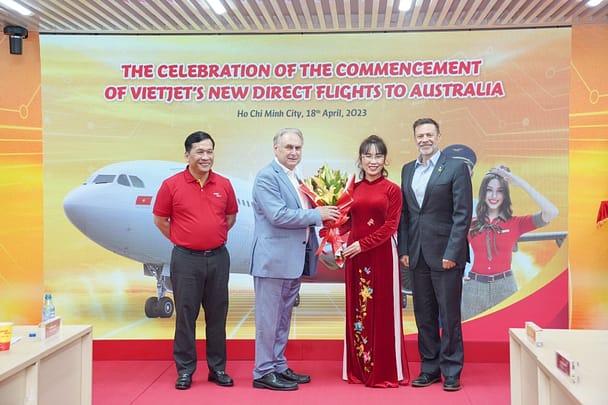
[[300, 163, 355, 268]]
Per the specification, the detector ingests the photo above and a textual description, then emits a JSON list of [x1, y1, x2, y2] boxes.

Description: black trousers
[[170, 245, 230, 375], [411, 251, 464, 378]]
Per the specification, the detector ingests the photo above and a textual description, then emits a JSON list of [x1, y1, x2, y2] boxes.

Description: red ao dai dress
[[342, 177, 410, 387]]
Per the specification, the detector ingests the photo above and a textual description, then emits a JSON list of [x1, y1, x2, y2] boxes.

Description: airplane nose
[[63, 188, 89, 233]]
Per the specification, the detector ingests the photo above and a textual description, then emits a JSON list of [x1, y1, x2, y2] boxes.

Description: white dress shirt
[[412, 151, 441, 207]]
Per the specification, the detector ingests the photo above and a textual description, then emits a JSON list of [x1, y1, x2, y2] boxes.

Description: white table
[[0, 325, 92, 405], [509, 328, 608, 405]]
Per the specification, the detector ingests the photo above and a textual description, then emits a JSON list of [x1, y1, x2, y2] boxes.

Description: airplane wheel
[[145, 297, 159, 318], [158, 297, 174, 318], [401, 293, 408, 309]]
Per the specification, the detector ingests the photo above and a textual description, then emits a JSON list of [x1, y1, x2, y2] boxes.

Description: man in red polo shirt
[[153, 131, 238, 390]]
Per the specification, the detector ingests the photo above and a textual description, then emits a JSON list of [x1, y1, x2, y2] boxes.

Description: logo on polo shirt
[[212, 192, 223, 198]]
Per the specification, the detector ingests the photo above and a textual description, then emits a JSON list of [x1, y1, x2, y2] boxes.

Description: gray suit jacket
[[398, 153, 473, 270], [250, 160, 322, 279]]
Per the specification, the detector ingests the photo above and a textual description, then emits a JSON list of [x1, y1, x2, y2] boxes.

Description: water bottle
[[42, 293, 56, 322]]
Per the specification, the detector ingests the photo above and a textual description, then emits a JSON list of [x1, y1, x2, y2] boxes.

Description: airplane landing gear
[[144, 296, 174, 318], [158, 296, 174, 317], [143, 263, 174, 318], [144, 297, 158, 318]]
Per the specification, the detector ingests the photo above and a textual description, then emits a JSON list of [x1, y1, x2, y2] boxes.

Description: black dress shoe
[[443, 376, 461, 391], [175, 373, 192, 390], [411, 373, 441, 387], [253, 372, 298, 391], [208, 370, 234, 387], [279, 368, 311, 384]]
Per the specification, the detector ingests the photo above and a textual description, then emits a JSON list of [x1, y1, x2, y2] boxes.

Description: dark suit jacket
[[398, 153, 473, 270]]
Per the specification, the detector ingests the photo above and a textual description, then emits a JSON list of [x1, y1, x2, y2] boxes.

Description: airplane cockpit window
[[99, 174, 145, 188], [117, 174, 130, 186], [92, 174, 116, 184], [129, 175, 145, 188]]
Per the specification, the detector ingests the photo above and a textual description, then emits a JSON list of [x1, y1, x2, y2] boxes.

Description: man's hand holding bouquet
[[300, 163, 355, 268]]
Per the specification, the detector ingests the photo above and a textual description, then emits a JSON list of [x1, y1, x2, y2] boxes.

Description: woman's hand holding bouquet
[[300, 163, 355, 268]]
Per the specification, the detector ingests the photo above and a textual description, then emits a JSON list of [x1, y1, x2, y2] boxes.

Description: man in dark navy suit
[[398, 118, 473, 392]]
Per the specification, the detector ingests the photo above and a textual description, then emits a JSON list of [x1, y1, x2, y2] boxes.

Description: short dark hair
[[412, 118, 440, 134], [184, 131, 215, 152]]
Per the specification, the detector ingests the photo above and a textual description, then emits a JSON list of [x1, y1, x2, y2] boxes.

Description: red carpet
[[93, 337, 510, 362], [93, 360, 510, 405], [90, 264, 570, 403]]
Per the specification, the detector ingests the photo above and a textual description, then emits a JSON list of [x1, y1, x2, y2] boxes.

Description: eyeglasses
[[361, 153, 385, 161]]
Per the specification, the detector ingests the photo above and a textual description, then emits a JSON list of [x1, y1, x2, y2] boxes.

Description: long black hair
[[357, 135, 389, 179]]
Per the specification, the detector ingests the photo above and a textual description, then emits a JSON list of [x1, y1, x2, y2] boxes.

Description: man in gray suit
[[398, 118, 473, 392], [250, 128, 339, 391]]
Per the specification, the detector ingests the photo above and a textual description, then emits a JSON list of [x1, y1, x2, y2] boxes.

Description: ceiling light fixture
[[399, 0, 414, 12], [586, 0, 604, 7], [3, 25, 28, 55], [0, 0, 33, 16], [206, 0, 226, 15]]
